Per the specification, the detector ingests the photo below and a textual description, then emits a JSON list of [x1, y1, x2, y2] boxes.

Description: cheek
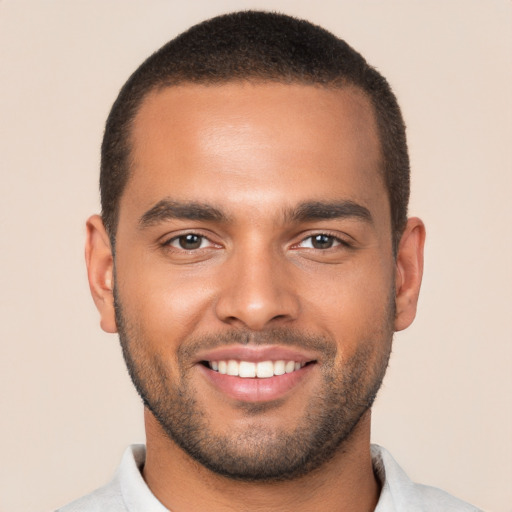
[[298, 256, 394, 343], [116, 256, 218, 344]]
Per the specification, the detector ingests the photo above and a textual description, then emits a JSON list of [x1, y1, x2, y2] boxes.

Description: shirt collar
[[116, 443, 415, 512]]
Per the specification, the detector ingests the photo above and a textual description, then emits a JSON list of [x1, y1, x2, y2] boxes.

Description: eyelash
[[294, 233, 351, 250], [164, 232, 219, 251], [162, 231, 351, 252]]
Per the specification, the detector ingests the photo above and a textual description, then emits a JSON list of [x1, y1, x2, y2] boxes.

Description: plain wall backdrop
[[1, 1, 511, 511]]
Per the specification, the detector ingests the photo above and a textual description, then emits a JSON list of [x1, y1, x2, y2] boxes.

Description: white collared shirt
[[57, 444, 481, 511]]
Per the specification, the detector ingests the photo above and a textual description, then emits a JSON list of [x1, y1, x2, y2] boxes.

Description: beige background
[[1, 1, 511, 511]]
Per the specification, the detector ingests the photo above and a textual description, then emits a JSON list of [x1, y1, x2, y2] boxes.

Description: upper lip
[[194, 345, 319, 364]]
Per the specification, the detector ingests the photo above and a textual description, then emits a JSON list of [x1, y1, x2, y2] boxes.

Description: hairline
[[106, 78, 396, 248]]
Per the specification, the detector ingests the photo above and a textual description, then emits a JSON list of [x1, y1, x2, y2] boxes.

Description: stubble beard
[[114, 292, 394, 482]]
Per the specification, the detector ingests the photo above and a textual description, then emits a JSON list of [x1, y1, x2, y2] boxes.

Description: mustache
[[178, 327, 338, 362]]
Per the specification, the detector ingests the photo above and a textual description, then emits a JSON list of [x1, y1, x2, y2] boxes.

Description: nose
[[214, 245, 300, 331]]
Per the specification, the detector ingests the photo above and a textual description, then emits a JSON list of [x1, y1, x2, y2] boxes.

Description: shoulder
[[55, 445, 147, 512], [55, 479, 125, 512], [371, 445, 482, 512], [412, 483, 482, 511]]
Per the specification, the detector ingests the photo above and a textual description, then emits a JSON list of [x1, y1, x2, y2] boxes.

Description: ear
[[85, 215, 117, 333], [394, 217, 426, 332]]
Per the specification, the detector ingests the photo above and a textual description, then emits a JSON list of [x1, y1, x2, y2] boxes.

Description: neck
[[142, 409, 380, 512]]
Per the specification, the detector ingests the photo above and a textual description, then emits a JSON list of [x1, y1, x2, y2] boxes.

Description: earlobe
[[394, 217, 426, 332], [85, 215, 118, 334]]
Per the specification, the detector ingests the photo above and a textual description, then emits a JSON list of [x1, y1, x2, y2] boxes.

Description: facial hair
[[114, 291, 394, 482]]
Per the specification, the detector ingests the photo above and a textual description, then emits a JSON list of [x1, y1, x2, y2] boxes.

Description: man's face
[[112, 83, 397, 480]]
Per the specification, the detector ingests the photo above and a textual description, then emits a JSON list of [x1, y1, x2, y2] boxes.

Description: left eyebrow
[[286, 200, 373, 224], [138, 199, 228, 228]]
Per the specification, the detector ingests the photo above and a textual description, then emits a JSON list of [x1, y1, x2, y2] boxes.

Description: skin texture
[[86, 83, 425, 512]]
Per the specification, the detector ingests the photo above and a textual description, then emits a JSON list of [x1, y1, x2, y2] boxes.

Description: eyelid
[[291, 230, 353, 249], [161, 230, 221, 250], [158, 229, 354, 253], [168, 235, 210, 250]]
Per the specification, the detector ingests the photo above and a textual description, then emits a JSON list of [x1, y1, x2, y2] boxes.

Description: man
[[59, 11, 480, 512]]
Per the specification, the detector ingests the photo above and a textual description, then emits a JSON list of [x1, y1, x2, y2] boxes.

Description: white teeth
[[239, 361, 256, 378], [256, 361, 274, 378], [227, 360, 239, 376], [209, 359, 307, 378], [273, 360, 285, 376]]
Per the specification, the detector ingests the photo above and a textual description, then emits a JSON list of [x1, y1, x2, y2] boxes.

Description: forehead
[[122, 82, 385, 222]]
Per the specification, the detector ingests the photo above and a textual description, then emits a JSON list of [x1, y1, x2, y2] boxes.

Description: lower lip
[[198, 364, 314, 403]]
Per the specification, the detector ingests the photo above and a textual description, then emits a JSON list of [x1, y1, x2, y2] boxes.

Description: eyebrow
[[286, 200, 373, 224], [138, 198, 372, 228], [139, 199, 228, 228]]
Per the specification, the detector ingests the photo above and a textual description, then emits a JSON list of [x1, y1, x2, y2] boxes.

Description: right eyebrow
[[138, 199, 228, 228]]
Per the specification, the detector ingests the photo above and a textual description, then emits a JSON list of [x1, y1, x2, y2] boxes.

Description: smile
[[196, 349, 318, 402], [196, 346, 319, 402], [208, 360, 306, 378]]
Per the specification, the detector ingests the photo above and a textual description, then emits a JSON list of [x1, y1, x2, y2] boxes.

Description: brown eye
[[296, 234, 343, 250], [311, 234, 336, 249], [179, 234, 202, 249], [172, 234, 205, 250]]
